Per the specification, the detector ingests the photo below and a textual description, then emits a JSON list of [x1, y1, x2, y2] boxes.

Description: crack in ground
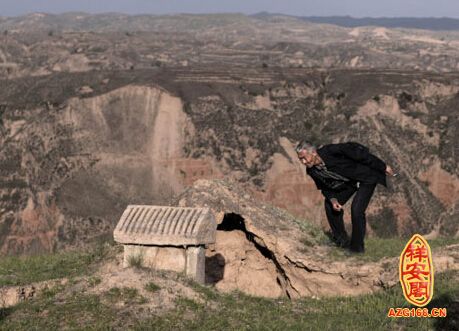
[[284, 255, 343, 276], [217, 212, 299, 298]]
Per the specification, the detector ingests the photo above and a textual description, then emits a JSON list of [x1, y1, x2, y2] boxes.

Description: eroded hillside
[[0, 67, 458, 254]]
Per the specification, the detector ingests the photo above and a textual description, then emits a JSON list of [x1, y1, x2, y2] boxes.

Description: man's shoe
[[332, 234, 351, 248], [325, 231, 351, 248], [348, 246, 365, 254], [324, 231, 337, 246], [337, 237, 351, 248]]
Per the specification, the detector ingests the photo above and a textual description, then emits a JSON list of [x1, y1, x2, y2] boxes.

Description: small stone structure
[[113, 205, 216, 283]]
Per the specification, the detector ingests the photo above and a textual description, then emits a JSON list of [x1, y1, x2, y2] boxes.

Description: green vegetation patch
[[328, 236, 459, 262], [136, 271, 458, 331], [104, 287, 147, 305], [144, 282, 161, 293], [0, 292, 116, 330], [1, 269, 457, 330], [0, 244, 109, 287], [127, 254, 144, 268]]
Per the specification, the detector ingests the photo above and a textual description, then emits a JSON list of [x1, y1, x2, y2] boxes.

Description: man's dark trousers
[[324, 182, 376, 251]]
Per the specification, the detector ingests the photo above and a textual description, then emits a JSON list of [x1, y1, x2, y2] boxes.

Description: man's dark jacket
[[306, 142, 387, 200]]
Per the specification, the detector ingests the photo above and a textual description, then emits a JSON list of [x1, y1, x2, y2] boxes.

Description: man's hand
[[330, 198, 343, 211], [385, 165, 395, 176]]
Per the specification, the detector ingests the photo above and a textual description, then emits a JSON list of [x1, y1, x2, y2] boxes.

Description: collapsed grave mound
[[176, 179, 459, 298]]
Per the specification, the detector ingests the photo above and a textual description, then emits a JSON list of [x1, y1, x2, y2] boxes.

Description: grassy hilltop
[[0, 236, 457, 331]]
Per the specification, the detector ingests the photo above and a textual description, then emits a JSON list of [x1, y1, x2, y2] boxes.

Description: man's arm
[[322, 190, 342, 210], [321, 189, 336, 201], [307, 168, 337, 201], [330, 142, 386, 172], [306, 168, 342, 210]]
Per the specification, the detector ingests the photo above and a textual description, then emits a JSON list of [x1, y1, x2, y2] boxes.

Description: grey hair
[[295, 140, 316, 153]]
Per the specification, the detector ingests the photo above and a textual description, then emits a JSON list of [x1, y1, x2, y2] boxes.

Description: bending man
[[296, 141, 394, 253]]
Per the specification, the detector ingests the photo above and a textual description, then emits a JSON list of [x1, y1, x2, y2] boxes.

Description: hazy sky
[[1, 0, 459, 18]]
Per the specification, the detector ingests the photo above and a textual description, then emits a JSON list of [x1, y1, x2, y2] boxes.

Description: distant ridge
[[252, 12, 459, 31], [3, 12, 459, 32]]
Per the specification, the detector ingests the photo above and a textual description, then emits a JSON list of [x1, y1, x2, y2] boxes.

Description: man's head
[[296, 140, 320, 168]]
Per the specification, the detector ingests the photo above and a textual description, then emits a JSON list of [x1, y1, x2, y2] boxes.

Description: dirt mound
[[176, 179, 459, 298]]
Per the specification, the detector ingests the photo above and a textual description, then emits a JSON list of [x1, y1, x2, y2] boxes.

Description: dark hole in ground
[[216, 213, 275, 264], [205, 253, 225, 284], [217, 212, 246, 232], [206, 213, 253, 285], [214, 212, 290, 298]]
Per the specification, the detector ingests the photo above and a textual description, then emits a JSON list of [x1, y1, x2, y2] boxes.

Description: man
[[296, 140, 394, 253]]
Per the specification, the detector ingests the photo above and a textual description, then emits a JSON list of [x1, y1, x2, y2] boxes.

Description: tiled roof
[[113, 205, 216, 245]]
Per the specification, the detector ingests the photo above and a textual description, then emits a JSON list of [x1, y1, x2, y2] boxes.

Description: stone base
[[123, 245, 206, 283], [186, 246, 205, 284]]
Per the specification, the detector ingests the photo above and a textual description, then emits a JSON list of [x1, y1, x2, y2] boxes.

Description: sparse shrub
[[300, 236, 315, 249], [41, 284, 65, 299], [121, 287, 139, 300], [105, 287, 147, 304], [127, 254, 143, 268], [144, 282, 161, 292], [105, 287, 123, 303], [176, 297, 202, 310], [183, 280, 218, 300], [87, 276, 102, 287]]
